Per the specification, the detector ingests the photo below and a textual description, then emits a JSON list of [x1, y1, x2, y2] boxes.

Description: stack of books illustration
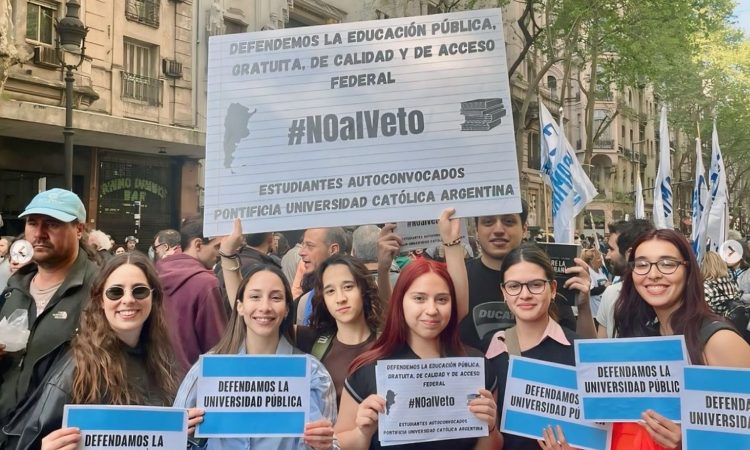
[[460, 98, 506, 131]]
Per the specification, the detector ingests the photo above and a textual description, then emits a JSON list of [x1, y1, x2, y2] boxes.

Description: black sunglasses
[[105, 286, 153, 301]]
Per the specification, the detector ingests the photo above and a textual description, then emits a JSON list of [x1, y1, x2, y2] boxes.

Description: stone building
[[0, 0, 205, 247]]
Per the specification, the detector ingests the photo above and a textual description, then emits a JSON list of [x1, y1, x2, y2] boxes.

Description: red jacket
[[156, 254, 228, 371]]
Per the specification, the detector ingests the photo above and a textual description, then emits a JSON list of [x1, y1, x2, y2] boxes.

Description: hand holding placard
[[357, 395, 386, 439], [41, 428, 81, 450]]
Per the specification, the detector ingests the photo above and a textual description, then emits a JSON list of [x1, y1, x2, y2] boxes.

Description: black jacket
[[0, 248, 99, 425], [3, 344, 168, 450]]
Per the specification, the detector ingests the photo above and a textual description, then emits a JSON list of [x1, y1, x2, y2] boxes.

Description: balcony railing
[[121, 72, 163, 106], [594, 139, 614, 149], [126, 0, 160, 27]]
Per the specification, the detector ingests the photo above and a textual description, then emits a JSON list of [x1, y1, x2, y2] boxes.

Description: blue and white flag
[[635, 171, 645, 220], [653, 106, 674, 229], [706, 122, 729, 252], [539, 102, 598, 243], [691, 137, 708, 260]]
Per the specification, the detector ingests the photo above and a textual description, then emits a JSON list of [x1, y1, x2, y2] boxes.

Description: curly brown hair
[[309, 254, 382, 336], [71, 253, 179, 405]]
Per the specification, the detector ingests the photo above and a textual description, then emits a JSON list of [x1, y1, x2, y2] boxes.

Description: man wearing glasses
[[0, 189, 99, 434], [151, 229, 182, 263], [156, 214, 227, 371]]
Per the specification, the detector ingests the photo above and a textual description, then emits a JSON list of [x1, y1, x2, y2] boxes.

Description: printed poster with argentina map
[[203, 8, 520, 235], [375, 357, 487, 445]]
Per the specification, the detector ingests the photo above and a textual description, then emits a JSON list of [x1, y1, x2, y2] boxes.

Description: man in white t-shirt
[[596, 219, 655, 338]]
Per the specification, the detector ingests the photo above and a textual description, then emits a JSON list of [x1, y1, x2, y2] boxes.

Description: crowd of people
[[1, 187, 750, 450]]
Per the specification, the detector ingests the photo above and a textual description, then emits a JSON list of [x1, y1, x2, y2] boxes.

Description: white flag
[[635, 171, 645, 219], [539, 102, 598, 243], [706, 122, 729, 252], [691, 137, 708, 257], [653, 106, 674, 229]]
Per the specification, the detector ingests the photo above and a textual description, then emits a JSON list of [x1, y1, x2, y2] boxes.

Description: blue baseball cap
[[19, 188, 86, 223]]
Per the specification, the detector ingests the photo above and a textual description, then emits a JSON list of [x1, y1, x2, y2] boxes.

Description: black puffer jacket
[[2, 344, 168, 450]]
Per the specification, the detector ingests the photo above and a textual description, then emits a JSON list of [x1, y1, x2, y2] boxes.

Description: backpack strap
[[503, 326, 522, 356], [311, 333, 334, 361]]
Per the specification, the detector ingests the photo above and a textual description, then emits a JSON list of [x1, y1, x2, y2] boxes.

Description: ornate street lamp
[[55, 0, 88, 191]]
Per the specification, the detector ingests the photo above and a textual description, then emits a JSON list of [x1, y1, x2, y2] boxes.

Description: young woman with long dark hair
[[175, 220, 338, 450], [485, 243, 591, 450], [611, 229, 750, 450], [297, 253, 383, 404], [334, 233, 502, 449], [3, 253, 202, 450]]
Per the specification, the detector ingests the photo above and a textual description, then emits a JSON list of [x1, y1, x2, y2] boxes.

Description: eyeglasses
[[152, 242, 167, 251], [105, 286, 153, 301], [629, 259, 688, 276], [501, 279, 551, 296]]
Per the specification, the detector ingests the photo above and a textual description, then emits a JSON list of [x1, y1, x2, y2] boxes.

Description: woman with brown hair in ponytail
[[3, 253, 203, 450]]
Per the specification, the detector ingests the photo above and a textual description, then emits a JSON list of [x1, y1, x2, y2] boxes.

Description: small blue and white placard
[[501, 356, 611, 450], [681, 366, 750, 450], [63, 405, 187, 450], [575, 336, 688, 422], [195, 354, 311, 438]]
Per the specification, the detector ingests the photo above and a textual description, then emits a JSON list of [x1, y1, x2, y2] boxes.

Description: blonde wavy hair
[[71, 253, 179, 405], [700, 251, 729, 281]]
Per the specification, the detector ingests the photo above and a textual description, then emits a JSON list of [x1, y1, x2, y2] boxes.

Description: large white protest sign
[[575, 336, 688, 422], [681, 366, 750, 450], [375, 357, 487, 445], [395, 219, 469, 251], [63, 405, 187, 450], [203, 9, 520, 235], [501, 357, 611, 450], [196, 355, 311, 437]]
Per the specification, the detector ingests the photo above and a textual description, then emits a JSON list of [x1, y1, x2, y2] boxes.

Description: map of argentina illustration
[[385, 390, 397, 415], [223, 103, 257, 169]]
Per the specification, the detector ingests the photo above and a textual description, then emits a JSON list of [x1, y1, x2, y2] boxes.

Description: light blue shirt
[[174, 336, 339, 450]]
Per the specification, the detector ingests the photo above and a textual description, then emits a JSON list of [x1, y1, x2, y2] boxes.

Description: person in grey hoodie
[[155, 214, 227, 371]]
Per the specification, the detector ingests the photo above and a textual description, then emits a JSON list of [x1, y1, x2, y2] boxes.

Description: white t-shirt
[[596, 283, 622, 338], [588, 268, 608, 318]]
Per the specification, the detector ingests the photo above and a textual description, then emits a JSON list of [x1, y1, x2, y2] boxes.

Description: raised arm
[[219, 218, 245, 311], [376, 224, 402, 306], [438, 208, 469, 321]]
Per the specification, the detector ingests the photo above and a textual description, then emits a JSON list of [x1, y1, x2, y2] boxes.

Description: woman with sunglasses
[[173, 219, 338, 450], [3, 253, 203, 450], [483, 244, 591, 450], [611, 229, 750, 450], [334, 221, 501, 450]]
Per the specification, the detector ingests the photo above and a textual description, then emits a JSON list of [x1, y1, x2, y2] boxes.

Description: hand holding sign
[[538, 425, 578, 450], [187, 408, 205, 435], [357, 394, 386, 439], [41, 428, 81, 450], [438, 208, 461, 244], [220, 218, 244, 256], [639, 410, 681, 449], [563, 258, 591, 307], [303, 419, 335, 450], [377, 224, 402, 270], [468, 388, 497, 430]]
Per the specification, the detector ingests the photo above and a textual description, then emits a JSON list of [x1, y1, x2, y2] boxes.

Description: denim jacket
[[173, 336, 339, 450]]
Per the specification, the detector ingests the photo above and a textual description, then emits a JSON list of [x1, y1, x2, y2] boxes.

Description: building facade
[[0, 0, 205, 247]]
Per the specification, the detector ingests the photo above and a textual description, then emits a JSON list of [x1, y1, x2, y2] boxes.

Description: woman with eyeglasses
[[610, 229, 750, 450], [3, 253, 203, 450], [173, 219, 338, 450], [485, 243, 592, 450]]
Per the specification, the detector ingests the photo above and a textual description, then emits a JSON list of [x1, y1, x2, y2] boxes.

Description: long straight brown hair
[[212, 264, 296, 355], [71, 253, 179, 405]]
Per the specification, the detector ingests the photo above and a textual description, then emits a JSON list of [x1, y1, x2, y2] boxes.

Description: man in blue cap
[[0, 188, 99, 429]]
